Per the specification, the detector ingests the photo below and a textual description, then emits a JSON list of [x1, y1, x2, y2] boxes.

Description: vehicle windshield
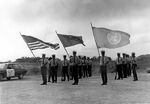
[[0, 64, 6, 69]]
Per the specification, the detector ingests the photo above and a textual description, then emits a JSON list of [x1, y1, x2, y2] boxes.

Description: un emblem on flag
[[107, 31, 121, 45]]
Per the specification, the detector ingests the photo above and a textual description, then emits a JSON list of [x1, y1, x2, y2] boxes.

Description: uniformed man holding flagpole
[[100, 50, 109, 85], [62, 55, 70, 81], [40, 54, 48, 85], [71, 51, 79, 85]]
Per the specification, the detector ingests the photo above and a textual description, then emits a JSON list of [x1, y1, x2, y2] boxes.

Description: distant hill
[[136, 54, 150, 72]]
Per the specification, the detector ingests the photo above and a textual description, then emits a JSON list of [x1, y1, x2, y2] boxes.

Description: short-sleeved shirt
[[49, 59, 59, 67], [39, 58, 49, 67], [70, 56, 79, 65], [62, 59, 69, 66], [100, 56, 109, 66], [116, 57, 122, 65]]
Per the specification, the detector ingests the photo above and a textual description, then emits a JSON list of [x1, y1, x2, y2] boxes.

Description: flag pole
[[55, 31, 70, 58], [19, 32, 40, 64], [90, 23, 101, 58]]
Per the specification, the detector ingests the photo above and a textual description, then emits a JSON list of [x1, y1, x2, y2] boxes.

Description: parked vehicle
[[0, 63, 27, 81]]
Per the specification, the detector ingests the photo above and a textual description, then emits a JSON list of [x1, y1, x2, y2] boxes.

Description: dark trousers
[[70, 66, 73, 80], [41, 66, 47, 84], [73, 65, 79, 84], [88, 65, 92, 77], [132, 64, 138, 81], [62, 66, 69, 81], [83, 65, 88, 77], [78, 65, 82, 78], [127, 63, 131, 76], [100, 65, 107, 84], [117, 64, 123, 79], [48, 69, 52, 82], [122, 64, 127, 78], [51, 67, 57, 83]]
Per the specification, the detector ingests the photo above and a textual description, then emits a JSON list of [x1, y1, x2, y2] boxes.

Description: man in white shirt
[[100, 50, 109, 85]]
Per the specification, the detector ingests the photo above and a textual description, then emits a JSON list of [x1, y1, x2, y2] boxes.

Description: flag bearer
[[40, 54, 48, 85], [71, 51, 79, 85], [131, 52, 138, 81], [116, 53, 123, 80], [100, 50, 109, 85], [62, 55, 70, 81], [49, 54, 59, 83]]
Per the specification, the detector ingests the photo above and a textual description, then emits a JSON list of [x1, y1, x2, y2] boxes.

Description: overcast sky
[[0, 0, 150, 61]]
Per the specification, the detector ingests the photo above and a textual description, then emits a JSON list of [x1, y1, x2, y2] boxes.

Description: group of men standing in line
[[40, 50, 138, 86], [40, 51, 93, 85], [99, 50, 138, 85], [115, 52, 138, 81]]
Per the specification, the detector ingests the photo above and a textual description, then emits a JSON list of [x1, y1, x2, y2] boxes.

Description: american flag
[[21, 35, 60, 50]]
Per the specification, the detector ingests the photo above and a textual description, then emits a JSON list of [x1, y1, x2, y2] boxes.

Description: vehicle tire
[[18, 74, 23, 79], [0, 74, 3, 81], [7, 77, 11, 80]]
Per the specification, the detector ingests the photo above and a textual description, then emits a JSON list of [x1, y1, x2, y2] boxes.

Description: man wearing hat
[[122, 53, 127, 78], [48, 57, 52, 82], [131, 52, 138, 81], [62, 55, 70, 81], [116, 53, 123, 80], [87, 57, 92, 77], [100, 50, 109, 85], [78, 55, 83, 79], [40, 54, 48, 85], [49, 54, 59, 83], [70, 51, 79, 85]]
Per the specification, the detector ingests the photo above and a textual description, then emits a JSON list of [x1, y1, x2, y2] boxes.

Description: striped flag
[[57, 34, 85, 48], [92, 27, 130, 49], [21, 35, 60, 50]]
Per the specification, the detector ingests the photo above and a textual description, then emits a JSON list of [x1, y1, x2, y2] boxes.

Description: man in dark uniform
[[126, 54, 131, 77], [49, 54, 59, 83], [40, 54, 48, 85], [100, 50, 109, 85], [71, 51, 79, 85], [48, 57, 52, 82], [69, 56, 73, 80], [62, 55, 69, 81], [78, 56, 83, 79], [131, 52, 138, 81], [116, 53, 123, 80], [122, 53, 127, 78], [87, 57, 92, 77], [83, 56, 88, 78]]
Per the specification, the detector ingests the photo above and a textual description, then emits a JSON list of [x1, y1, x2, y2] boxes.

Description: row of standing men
[[100, 50, 138, 85], [40, 51, 93, 85]]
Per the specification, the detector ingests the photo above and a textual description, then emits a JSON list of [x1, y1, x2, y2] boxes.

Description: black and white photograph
[[0, 0, 150, 104]]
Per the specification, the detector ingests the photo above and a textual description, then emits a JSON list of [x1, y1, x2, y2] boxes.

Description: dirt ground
[[0, 73, 150, 104]]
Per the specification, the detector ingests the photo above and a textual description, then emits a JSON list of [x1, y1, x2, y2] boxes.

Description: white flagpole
[[55, 31, 70, 58], [90, 23, 101, 58]]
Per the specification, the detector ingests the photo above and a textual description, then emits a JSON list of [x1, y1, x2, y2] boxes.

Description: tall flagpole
[[90, 23, 101, 58], [55, 31, 70, 58], [19, 32, 40, 64]]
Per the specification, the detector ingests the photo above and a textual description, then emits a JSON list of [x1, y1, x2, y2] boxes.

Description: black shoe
[[101, 83, 105, 85], [72, 83, 78, 85], [48, 80, 51, 82], [41, 83, 47, 85]]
